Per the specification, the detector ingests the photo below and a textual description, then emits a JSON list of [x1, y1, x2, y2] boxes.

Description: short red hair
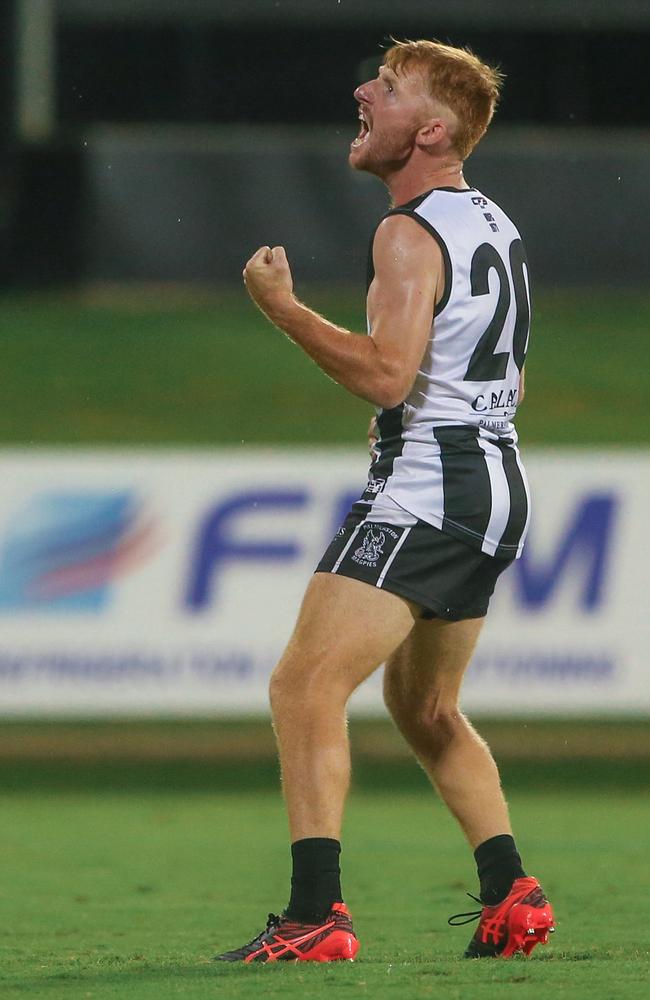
[[384, 39, 504, 159]]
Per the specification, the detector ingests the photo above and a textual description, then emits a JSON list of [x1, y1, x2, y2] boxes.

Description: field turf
[[1, 752, 648, 1000], [0, 286, 648, 446]]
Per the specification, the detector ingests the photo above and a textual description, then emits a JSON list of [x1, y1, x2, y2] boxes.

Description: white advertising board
[[0, 447, 647, 716]]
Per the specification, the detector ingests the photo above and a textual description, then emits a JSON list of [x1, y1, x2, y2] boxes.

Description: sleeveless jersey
[[362, 186, 531, 559]]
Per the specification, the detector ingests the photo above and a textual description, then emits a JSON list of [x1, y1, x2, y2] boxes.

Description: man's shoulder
[[370, 212, 444, 273], [409, 188, 523, 243]]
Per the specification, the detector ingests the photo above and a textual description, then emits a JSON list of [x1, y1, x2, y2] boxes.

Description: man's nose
[[354, 81, 372, 103]]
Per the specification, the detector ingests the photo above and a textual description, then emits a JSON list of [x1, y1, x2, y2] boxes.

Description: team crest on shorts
[[351, 524, 399, 568]]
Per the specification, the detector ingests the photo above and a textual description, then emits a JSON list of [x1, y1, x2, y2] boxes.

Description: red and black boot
[[214, 902, 359, 963], [449, 876, 555, 958]]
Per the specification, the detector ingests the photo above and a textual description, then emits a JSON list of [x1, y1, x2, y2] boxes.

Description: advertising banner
[[0, 447, 646, 716]]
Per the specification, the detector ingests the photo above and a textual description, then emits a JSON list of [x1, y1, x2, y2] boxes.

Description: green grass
[[0, 286, 648, 446], [0, 762, 648, 999]]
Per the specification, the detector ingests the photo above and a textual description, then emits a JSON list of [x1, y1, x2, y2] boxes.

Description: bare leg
[[383, 616, 512, 849], [270, 573, 418, 841]]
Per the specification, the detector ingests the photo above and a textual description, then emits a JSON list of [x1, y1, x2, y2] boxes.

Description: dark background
[[56, 26, 646, 128], [2, 1, 649, 287]]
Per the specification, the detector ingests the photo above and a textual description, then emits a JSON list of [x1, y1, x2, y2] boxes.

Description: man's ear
[[415, 118, 447, 149]]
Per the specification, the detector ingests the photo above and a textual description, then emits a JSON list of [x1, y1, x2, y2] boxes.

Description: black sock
[[286, 838, 343, 922], [474, 834, 526, 906]]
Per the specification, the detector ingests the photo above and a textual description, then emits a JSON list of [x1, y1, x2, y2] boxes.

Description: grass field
[[1, 757, 648, 1000], [1, 286, 648, 446], [0, 720, 649, 999]]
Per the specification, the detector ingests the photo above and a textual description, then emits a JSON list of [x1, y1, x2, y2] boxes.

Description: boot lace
[[447, 892, 484, 926]]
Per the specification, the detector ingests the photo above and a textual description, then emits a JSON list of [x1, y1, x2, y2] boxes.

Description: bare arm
[[242, 215, 444, 409], [519, 365, 526, 405]]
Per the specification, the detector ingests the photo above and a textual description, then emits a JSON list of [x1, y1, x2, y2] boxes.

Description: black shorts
[[315, 502, 513, 621]]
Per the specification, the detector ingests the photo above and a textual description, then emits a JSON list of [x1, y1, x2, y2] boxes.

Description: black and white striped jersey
[[363, 186, 531, 559]]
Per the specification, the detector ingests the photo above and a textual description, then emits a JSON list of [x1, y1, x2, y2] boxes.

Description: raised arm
[[242, 214, 444, 409]]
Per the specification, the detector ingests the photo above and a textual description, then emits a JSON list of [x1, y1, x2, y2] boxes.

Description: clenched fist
[[243, 245, 294, 315]]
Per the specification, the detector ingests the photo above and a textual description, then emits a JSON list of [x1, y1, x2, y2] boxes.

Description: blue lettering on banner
[[513, 493, 619, 612], [185, 491, 308, 610], [190, 651, 254, 679], [185, 488, 621, 615], [0, 650, 258, 682], [470, 651, 616, 683], [0, 652, 178, 680]]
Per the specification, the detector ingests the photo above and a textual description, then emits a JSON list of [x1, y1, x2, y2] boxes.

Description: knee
[[269, 660, 298, 716], [425, 704, 465, 752], [414, 704, 466, 760], [384, 667, 439, 734], [269, 656, 347, 718], [384, 675, 464, 755]]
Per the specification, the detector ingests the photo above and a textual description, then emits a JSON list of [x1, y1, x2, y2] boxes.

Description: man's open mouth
[[351, 108, 371, 147]]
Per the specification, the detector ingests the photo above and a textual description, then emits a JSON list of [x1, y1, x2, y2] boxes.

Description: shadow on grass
[[0, 757, 647, 794]]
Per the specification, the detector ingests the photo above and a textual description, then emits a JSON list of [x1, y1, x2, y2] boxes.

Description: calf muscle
[[384, 618, 513, 848], [271, 573, 418, 841]]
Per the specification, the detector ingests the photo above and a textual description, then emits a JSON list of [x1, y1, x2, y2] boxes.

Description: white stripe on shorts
[[376, 526, 412, 589], [331, 520, 366, 574]]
